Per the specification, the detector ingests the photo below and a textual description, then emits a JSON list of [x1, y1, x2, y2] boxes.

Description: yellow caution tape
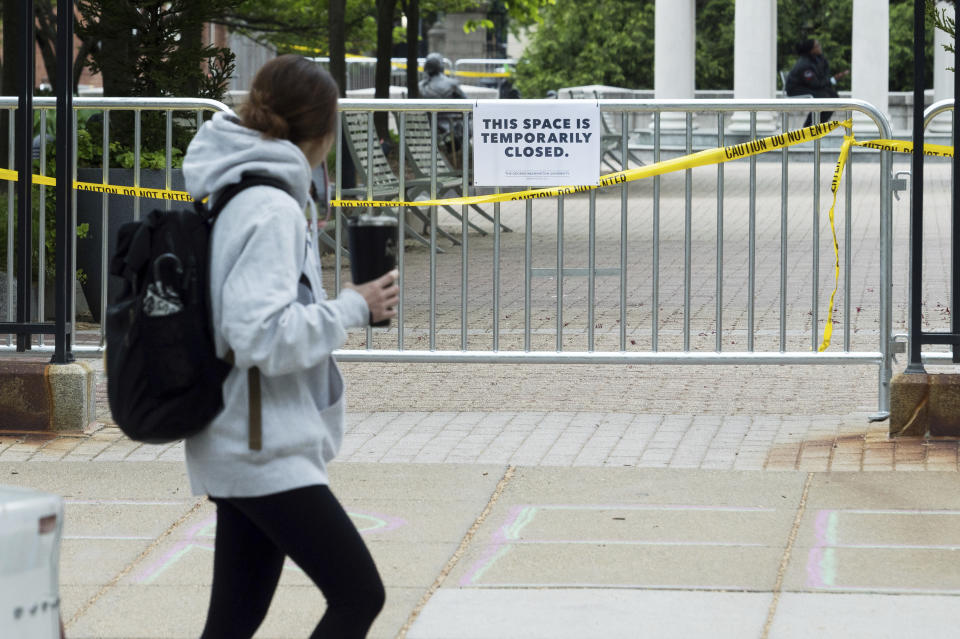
[[2, 118, 951, 352], [454, 69, 512, 78], [0, 167, 193, 202], [818, 134, 853, 352], [330, 119, 850, 209]]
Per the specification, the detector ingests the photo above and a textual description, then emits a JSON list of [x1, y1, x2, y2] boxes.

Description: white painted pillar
[[851, 0, 889, 132], [654, 0, 695, 129], [931, 0, 955, 132], [730, 0, 777, 132]]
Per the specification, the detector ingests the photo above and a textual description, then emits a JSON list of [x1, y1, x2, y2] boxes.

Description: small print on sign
[[473, 101, 601, 187]]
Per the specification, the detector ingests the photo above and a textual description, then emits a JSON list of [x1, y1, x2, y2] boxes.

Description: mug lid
[[351, 214, 398, 227]]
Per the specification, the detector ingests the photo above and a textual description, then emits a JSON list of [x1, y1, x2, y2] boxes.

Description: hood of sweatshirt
[[183, 111, 312, 209]]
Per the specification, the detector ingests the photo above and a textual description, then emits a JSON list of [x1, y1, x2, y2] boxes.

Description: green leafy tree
[[696, 0, 735, 89], [929, 0, 955, 60], [889, 0, 933, 90], [77, 0, 236, 100], [515, 0, 655, 97]]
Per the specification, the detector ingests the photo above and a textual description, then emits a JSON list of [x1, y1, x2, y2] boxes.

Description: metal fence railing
[[0, 97, 897, 417], [331, 98, 895, 417], [0, 96, 231, 350]]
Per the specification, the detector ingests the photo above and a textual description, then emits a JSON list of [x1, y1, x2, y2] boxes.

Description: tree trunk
[[34, 0, 59, 91], [328, 0, 346, 97], [2, 0, 20, 163], [405, 0, 419, 98], [374, 0, 396, 141]]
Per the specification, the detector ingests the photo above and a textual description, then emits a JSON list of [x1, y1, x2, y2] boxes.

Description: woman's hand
[[346, 269, 399, 323]]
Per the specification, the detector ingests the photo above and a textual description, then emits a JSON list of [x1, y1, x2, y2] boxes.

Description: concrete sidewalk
[[3, 460, 960, 638]]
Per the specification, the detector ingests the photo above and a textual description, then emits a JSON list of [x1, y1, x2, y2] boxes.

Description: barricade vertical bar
[[844, 116, 853, 351], [165, 110, 172, 211], [493, 186, 501, 351], [684, 112, 692, 351], [653, 112, 660, 352], [366, 111, 375, 348], [398, 112, 406, 350], [524, 199, 532, 351], [556, 194, 564, 351], [879, 147, 893, 412], [717, 113, 724, 352], [461, 110, 469, 351], [748, 112, 757, 352], [430, 111, 438, 350], [38, 109, 48, 347], [780, 112, 788, 352], [99, 111, 110, 345], [620, 112, 628, 351], [588, 190, 596, 352], [134, 110, 142, 222], [812, 111, 821, 351], [334, 115, 343, 295]]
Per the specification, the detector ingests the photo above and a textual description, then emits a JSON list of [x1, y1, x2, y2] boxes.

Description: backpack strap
[[210, 174, 296, 452]]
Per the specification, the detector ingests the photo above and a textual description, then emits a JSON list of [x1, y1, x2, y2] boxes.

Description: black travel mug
[[347, 215, 398, 327]]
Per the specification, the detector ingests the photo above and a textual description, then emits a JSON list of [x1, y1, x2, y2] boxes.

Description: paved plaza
[[3, 155, 960, 637]]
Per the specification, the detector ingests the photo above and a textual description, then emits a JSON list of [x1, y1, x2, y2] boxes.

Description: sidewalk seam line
[[63, 498, 206, 630], [760, 471, 813, 639], [394, 465, 516, 639]]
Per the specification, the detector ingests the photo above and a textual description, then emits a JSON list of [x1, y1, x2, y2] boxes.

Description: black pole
[[906, 0, 926, 373], [954, 3, 960, 364], [52, 0, 74, 364], [15, 0, 35, 351]]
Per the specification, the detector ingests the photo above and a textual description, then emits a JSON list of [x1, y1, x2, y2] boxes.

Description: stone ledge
[[891, 372, 960, 438], [0, 357, 96, 433]]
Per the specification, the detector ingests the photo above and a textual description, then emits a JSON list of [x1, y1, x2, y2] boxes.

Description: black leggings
[[200, 484, 385, 639]]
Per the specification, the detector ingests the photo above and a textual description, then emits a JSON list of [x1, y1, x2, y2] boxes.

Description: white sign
[[472, 102, 601, 187]]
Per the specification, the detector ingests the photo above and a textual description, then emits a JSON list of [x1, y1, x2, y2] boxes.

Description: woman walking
[[182, 54, 397, 638]]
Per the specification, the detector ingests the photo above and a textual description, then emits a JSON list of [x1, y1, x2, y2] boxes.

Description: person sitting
[[418, 52, 466, 100]]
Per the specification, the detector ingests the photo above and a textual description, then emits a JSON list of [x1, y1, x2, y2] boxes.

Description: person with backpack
[[181, 54, 396, 638]]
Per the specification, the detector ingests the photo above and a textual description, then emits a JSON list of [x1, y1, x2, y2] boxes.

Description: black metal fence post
[[954, 6, 960, 364], [52, 0, 74, 364], [15, 0, 35, 351], [906, 0, 927, 373]]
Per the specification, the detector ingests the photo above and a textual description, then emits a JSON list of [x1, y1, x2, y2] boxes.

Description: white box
[[0, 486, 64, 639]]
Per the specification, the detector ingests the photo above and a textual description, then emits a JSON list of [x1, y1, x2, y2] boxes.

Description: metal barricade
[[0, 97, 896, 417], [1, 96, 230, 351], [332, 98, 894, 417]]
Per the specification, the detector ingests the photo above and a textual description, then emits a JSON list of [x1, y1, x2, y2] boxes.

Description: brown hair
[[239, 54, 339, 145]]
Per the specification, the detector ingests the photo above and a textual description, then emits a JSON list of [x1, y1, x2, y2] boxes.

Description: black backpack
[[105, 175, 291, 447]]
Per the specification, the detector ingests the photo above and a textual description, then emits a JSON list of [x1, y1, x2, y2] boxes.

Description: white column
[[931, 0, 955, 132], [730, 0, 777, 132], [654, 0, 695, 129], [851, 0, 889, 132]]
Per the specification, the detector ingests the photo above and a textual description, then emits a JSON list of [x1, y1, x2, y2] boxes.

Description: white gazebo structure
[[652, 0, 950, 133]]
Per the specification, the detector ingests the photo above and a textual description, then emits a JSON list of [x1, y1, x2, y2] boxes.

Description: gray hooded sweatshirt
[[182, 111, 369, 498]]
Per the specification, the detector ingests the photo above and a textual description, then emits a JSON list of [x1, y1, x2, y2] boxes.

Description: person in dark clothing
[[785, 39, 849, 127]]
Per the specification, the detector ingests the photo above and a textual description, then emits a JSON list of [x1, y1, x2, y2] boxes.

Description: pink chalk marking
[[459, 505, 532, 587], [134, 509, 405, 584], [136, 514, 217, 584]]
